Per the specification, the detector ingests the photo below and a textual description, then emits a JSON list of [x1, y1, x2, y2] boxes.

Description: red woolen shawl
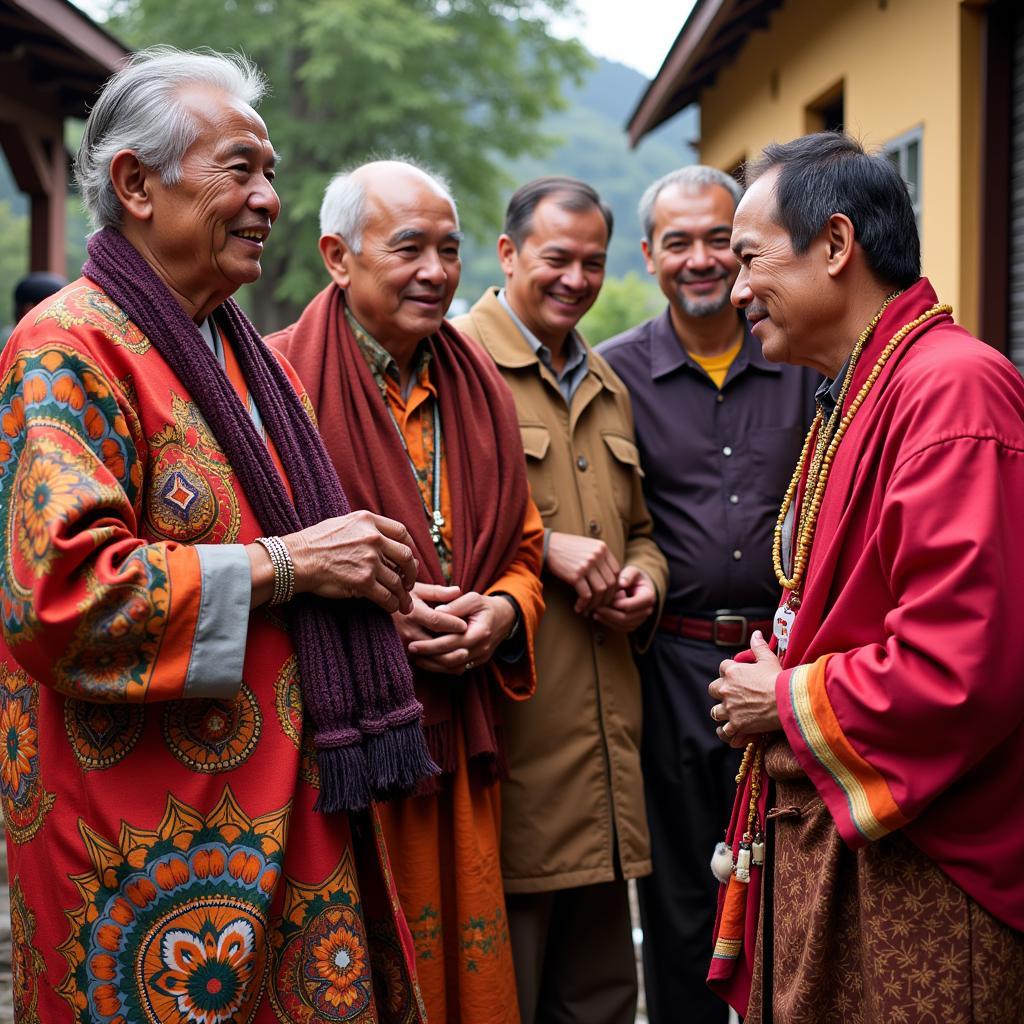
[[268, 284, 533, 782]]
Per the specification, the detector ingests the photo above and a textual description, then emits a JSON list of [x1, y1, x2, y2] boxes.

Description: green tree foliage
[[106, 0, 588, 330], [578, 270, 663, 346]]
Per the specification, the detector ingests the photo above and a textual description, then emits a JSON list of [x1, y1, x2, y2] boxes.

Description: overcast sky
[[563, 0, 698, 77]]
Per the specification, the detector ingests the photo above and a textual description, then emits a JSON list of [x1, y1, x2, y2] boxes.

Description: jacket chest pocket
[[602, 431, 643, 522], [519, 422, 559, 518]]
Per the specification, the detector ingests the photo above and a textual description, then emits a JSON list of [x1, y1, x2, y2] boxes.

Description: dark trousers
[[638, 632, 742, 1024], [506, 879, 637, 1024]]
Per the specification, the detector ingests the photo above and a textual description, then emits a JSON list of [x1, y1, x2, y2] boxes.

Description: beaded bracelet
[[254, 536, 295, 606]]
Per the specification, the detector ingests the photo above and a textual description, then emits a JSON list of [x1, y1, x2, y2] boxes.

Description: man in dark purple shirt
[[598, 166, 817, 1024]]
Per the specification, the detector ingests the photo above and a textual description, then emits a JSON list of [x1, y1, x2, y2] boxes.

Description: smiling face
[[643, 182, 739, 320], [325, 168, 461, 349], [730, 168, 833, 367], [144, 86, 279, 310], [498, 196, 608, 348]]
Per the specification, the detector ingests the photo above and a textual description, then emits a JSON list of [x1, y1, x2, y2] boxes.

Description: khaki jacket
[[453, 289, 668, 893]]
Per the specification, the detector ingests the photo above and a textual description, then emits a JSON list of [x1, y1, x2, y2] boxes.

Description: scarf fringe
[[424, 720, 458, 777], [366, 720, 440, 800], [315, 743, 372, 813]]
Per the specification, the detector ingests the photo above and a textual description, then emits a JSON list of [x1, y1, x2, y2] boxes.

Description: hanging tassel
[[314, 743, 371, 813], [711, 841, 735, 885], [366, 721, 440, 800]]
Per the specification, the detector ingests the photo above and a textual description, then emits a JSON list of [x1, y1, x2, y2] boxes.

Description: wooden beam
[[6, 0, 126, 73]]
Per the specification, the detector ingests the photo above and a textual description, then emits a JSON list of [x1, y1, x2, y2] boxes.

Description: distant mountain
[[456, 56, 697, 302]]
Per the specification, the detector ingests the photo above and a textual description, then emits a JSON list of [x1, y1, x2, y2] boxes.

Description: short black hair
[[745, 132, 920, 290], [503, 176, 613, 248]]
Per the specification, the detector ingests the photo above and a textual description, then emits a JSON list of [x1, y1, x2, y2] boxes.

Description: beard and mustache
[[675, 270, 735, 318]]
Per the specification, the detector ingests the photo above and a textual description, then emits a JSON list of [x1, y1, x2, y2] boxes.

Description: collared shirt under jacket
[[454, 287, 669, 893]]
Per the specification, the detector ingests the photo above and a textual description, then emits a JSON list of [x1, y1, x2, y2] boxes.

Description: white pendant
[[774, 601, 797, 654], [752, 838, 765, 866], [735, 844, 752, 884], [710, 841, 735, 885]]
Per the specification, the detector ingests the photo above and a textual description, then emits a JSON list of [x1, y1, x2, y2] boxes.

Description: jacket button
[[729, 494, 739, 504], [576, 455, 588, 471], [588, 519, 601, 536], [716, 393, 725, 404], [733, 549, 743, 560], [722, 445, 733, 456]]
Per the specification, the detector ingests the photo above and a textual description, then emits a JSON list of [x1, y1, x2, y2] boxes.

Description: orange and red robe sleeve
[[776, 427, 1024, 849], [486, 493, 544, 701], [0, 341, 251, 704]]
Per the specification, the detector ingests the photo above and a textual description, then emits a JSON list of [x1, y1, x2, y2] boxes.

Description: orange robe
[[352, 327, 545, 1023]]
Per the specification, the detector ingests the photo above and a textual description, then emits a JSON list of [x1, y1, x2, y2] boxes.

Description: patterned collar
[[346, 307, 432, 398]]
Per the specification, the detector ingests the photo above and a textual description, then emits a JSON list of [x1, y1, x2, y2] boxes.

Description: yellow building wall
[[698, 0, 973, 327]]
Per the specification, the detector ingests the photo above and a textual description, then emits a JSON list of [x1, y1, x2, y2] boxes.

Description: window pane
[[905, 140, 920, 203]]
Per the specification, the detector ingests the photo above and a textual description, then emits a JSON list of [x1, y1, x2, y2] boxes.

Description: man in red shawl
[[706, 132, 1024, 1022], [268, 159, 545, 1023]]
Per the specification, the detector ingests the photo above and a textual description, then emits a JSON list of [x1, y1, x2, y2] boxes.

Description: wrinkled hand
[[592, 566, 657, 632], [407, 591, 516, 675], [284, 510, 418, 613], [546, 531, 621, 614], [392, 582, 466, 648], [708, 631, 782, 747]]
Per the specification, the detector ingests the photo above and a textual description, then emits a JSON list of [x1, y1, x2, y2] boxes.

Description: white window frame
[[884, 125, 923, 239]]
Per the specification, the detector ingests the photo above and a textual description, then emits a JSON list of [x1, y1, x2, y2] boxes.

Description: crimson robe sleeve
[[0, 342, 251, 703], [776, 431, 1024, 848]]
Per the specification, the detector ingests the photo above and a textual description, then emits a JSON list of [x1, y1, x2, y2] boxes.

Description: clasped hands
[[707, 631, 783, 747], [394, 583, 516, 675], [545, 531, 655, 631]]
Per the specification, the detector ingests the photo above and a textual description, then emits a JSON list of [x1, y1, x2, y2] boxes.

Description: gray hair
[[638, 165, 744, 245], [319, 157, 457, 252], [75, 46, 268, 230]]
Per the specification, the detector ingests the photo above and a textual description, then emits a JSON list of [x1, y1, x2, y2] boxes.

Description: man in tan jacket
[[453, 176, 668, 1024]]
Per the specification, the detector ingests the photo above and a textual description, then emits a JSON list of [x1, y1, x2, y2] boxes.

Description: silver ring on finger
[[465, 658, 475, 672]]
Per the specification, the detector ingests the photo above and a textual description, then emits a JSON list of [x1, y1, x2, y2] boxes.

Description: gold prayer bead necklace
[[771, 298, 952, 597]]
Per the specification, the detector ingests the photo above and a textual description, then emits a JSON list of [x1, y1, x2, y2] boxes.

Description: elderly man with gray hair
[[268, 159, 545, 1024], [597, 166, 817, 1023], [0, 47, 436, 1021]]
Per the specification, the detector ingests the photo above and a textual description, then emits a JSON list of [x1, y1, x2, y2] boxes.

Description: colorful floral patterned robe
[[0, 279, 425, 1024]]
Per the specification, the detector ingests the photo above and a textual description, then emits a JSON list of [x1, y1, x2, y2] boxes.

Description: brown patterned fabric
[[747, 738, 1024, 1024]]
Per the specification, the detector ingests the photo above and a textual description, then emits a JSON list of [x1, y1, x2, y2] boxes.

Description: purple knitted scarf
[[84, 228, 437, 811]]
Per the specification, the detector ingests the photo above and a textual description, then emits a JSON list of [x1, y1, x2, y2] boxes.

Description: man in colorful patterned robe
[[0, 48, 431, 1023], [707, 132, 1024, 1022], [269, 159, 546, 1024]]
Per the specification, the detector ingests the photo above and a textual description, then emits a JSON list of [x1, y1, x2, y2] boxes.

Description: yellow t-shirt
[[688, 339, 743, 389]]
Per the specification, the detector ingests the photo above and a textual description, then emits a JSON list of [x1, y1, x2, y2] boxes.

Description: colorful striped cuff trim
[[788, 657, 906, 842], [712, 938, 742, 959]]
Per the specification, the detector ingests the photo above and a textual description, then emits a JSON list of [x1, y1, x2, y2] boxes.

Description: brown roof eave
[[627, 0, 727, 147], [8, 0, 128, 75], [627, 0, 781, 147]]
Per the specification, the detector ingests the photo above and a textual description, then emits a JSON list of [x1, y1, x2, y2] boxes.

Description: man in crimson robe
[[707, 132, 1024, 1022], [268, 159, 545, 1024]]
